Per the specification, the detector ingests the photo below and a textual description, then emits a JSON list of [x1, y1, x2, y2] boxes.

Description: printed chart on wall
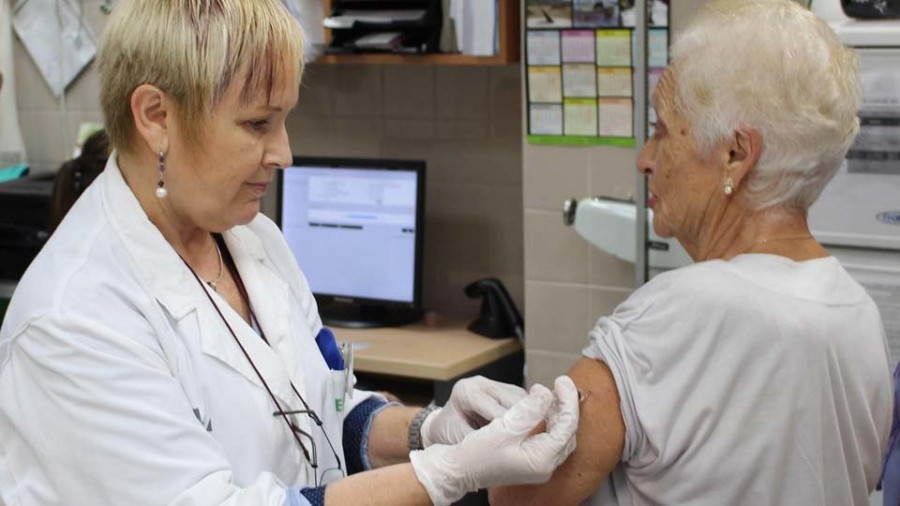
[[525, 0, 669, 146]]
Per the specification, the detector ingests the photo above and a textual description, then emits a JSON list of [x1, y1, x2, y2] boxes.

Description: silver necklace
[[206, 239, 224, 291]]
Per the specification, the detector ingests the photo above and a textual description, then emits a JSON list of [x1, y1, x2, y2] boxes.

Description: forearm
[[366, 405, 420, 468], [324, 463, 431, 506]]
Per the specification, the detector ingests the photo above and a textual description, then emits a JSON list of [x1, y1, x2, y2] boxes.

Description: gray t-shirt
[[584, 254, 892, 505]]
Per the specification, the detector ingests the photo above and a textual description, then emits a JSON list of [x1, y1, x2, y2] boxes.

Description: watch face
[[841, 0, 900, 18]]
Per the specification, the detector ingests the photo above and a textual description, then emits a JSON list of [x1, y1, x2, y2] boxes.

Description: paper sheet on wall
[[564, 98, 598, 136], [598, 98, 632, 137], [562, 30, 595, 62], [530, 104, 563, 135], [12, 0, 97, 98], [597, 67, 632, 97], [528, 66, 563, 103], [525, 1, 669, 146], [563, 64, 596, 97], [527, 31, 561, 65]]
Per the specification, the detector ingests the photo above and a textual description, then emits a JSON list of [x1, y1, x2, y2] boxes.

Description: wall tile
[[524, 210, 588, 284], [589, 146, 638, 201], [525, 350, 580, 389], [329, 118, 382, 157], [82, 0, 110, 37], [431, 138, 521, 187], [287, 115, 334, 156], [426, 184, 489, 271], [523, 143, 589, 211], [19, 111, 68, 166], [436, 120, 489, 142], [383, 119, 435, 140], [587, 287, 631, 330], [297, 65, 336, 117], [380, 138, 434, 165], [482, 184, 524, 277], [383, 66, 435, 119], [589, 247, 636, 289], [525, 281, 591, 355], [65, 64, 102, 112], [490, 65, 522, 122], [436, 67, 489, 120], [333, 66, 382, 118], [13, 41, 57, 111]]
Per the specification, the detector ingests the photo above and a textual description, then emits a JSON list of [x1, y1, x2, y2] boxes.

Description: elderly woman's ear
[[724, 127, 762, 194]]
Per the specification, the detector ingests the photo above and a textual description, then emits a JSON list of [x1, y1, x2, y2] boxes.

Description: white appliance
[[563, 197, 692, 270], [809, 2, 900, 369]]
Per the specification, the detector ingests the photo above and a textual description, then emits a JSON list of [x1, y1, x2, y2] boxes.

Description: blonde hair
[[670, 0, 861, 211], [98, 0, 304, 153]]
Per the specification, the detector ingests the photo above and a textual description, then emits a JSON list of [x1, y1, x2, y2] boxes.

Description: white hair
[[670, 0, 861, 211]]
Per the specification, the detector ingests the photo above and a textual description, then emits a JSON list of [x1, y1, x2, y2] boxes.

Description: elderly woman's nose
[[637, 144, 654, 176]]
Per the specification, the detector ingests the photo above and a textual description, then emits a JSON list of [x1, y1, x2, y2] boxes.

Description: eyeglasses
[[273, 407, 346, 487]]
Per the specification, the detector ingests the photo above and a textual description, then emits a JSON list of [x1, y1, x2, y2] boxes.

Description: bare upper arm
[[489, 357, 626, 506]]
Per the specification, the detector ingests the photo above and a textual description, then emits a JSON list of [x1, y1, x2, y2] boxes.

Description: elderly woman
[[0, 1, 578, 505], [493, 0, 892, 505]]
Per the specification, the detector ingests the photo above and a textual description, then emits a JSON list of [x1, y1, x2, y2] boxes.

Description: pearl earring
[[155, 150, 168, 199], [724, 177, 734, 196]]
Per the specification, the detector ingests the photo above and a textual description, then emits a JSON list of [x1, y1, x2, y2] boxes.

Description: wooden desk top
[[334, 317, 522, 381]]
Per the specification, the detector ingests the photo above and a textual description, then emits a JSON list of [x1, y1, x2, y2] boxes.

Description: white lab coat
[[0, 156, 376, 505]]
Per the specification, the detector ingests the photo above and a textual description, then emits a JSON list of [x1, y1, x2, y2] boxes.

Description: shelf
[[318, 0, 520, 66]]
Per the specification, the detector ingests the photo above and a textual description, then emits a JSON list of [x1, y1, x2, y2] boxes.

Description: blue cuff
[[343, 397, 401, 474], [284, 486, 320, 506]]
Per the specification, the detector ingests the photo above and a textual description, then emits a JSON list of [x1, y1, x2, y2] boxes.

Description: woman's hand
[[409, 376, 579, 506], [421, 375, 528, 447]]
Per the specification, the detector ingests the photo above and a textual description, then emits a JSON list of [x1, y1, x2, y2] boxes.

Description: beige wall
[[12, 2, 524, 317], [522, 0, 708, 387]]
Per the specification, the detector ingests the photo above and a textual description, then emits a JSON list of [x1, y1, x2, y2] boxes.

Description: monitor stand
[[320, 303, 424, 329]]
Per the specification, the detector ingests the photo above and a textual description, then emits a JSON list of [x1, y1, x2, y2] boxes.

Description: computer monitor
[[277, 157, 425, 328]]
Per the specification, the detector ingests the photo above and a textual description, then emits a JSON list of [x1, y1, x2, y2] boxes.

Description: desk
[[334, 317, 524, 405]]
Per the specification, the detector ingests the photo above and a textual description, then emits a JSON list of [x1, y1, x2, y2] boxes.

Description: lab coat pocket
[[329, 370, 348, 414]]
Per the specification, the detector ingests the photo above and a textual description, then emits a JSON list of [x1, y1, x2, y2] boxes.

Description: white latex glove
[[421, 375, 528, 447], [409, 376, 579, 506]]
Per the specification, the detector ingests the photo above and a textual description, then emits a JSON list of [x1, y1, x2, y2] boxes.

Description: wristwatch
[[408, 403, 439, 451]]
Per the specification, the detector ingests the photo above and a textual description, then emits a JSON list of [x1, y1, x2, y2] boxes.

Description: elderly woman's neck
[[694, 206, 827, 262], [117, 150, 213, 260]]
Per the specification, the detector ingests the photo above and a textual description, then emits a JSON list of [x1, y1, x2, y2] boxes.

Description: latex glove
[[409, 376, 579, 506], [421, 375, 528, 447]]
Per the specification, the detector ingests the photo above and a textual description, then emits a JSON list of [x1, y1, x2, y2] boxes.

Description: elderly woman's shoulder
[[615, 260, 750, 315], [643, 259, 739, 295]]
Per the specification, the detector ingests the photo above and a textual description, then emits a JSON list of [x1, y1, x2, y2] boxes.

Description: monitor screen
[[278, 158, 424, 306]]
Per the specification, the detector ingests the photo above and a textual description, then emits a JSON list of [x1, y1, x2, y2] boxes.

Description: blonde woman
[[0, 1, 578, 505], [493, 1, 892, 505]]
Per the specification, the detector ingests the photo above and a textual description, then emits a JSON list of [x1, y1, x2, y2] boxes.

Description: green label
[[527, 135, 636, 147]]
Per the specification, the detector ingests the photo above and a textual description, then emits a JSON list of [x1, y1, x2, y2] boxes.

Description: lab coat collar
[[221, 228, 291, 350], [101, 154, 307, 414], [101, 154, 196, 320]]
